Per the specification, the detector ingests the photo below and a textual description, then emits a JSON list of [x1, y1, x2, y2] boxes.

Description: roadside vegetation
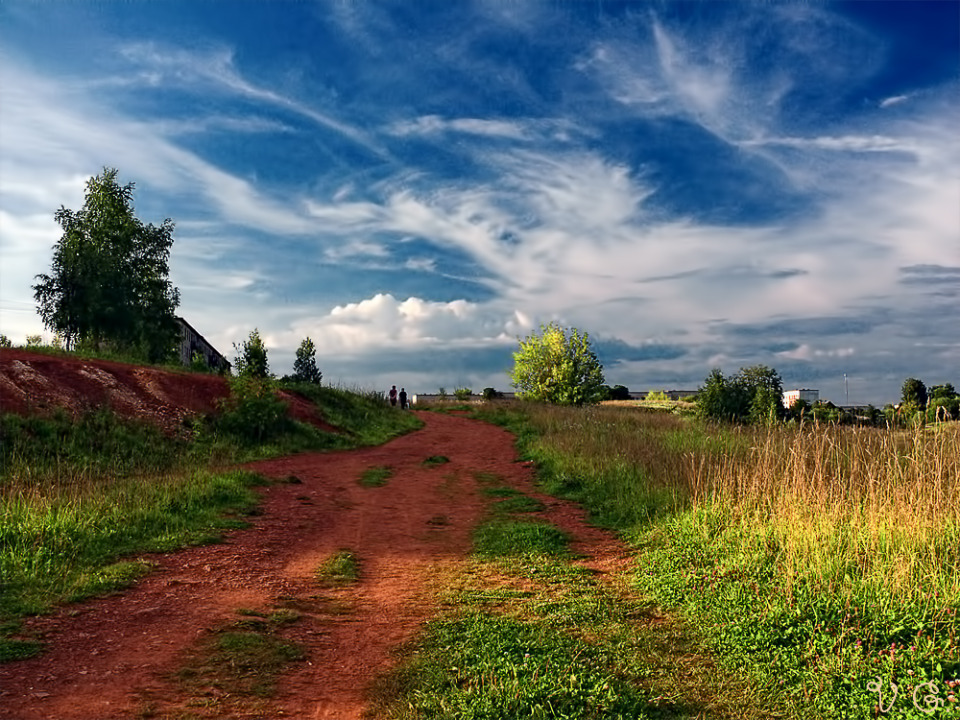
[[465, 401, 960, 719], [0, 363, 419, 662]]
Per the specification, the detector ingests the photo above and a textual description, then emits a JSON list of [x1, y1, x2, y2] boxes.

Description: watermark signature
[[869, 677, 958, 715]]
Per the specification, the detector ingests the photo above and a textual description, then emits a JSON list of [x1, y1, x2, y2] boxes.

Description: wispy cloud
[[117, 42, 388, 157]]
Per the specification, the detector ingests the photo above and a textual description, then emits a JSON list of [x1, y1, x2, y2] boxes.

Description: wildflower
[[908, 670, 915, 676]]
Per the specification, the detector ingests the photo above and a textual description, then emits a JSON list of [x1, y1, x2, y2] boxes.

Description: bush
[[482, 387, 503, 401], [454, 387, 473, 401], [189, 350, 211, 373], [216, 375, 291, 442]]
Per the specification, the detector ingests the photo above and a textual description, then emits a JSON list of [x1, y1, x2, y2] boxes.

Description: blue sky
[[1, 1, 957, 404]]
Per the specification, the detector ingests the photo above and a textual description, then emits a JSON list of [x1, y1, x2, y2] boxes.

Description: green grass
[[482, 486, 547, 514], [473, 519, 569, 558], [175, 611, 307, 701], [358, 465, 393, 488], [370, 475, 763, 719], [422, 455, 451, 467], [279, 381, 422, 446], [0, 469, 263, 624], [471, 401, 960, 719], [315, 550, 360, 587]]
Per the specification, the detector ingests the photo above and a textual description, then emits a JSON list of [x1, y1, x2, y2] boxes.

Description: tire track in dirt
[[4, 411, 615, 720]]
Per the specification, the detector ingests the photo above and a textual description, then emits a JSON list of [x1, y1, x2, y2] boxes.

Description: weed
[[422, 455, 450, 467], [316, 550, 360, 587], [358, 465, 392, 488], [176, 621, 306, 701]]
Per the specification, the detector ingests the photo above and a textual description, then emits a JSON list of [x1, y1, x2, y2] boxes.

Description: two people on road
[[389, 385, 409, 410]]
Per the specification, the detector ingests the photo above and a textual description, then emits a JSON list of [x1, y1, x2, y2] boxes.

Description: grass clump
[[315, 550, 360, 587], [473, 519, 569, 559], [375, 611, 655, 719], [422, 455, 450, 467], [358, 465, 393, 488], [482, 486, 547, 515], [176, 616, 306, 702]]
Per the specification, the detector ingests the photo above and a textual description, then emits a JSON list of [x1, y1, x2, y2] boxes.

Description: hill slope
[[0, 349, 334, 433]]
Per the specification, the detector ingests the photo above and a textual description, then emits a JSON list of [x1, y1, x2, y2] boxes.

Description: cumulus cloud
[[282, 293, 530, 355]]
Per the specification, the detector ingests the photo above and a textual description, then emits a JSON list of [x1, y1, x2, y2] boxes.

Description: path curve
[[0, 411, 626, 719]]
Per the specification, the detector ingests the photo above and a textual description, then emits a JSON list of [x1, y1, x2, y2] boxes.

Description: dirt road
[[0, 411, 626, 719]]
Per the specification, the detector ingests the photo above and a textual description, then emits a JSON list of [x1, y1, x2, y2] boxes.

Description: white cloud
[[880, 94, 910, 108], [388, 115, 529, 140], [117, 42, 387, 157], [274, 293, 530, 356], [740, 134, 914, 153], [777, 345, 856, 361]]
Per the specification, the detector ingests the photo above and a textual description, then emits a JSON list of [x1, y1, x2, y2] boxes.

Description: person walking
[[399, 387, 408, 410], [389, 385, 398, 406]]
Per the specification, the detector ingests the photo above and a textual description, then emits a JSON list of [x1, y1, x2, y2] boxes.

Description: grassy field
[[467, 402, 960, 719], [0, 381, 420, 661]]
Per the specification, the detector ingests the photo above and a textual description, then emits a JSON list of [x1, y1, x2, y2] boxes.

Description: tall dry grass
[[692, 421, 960, 604], [490, 401, 960, 603]]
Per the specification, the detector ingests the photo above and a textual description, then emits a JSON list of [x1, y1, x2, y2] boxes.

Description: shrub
[[234, 329, 269, 379], [216, 375, 291, 442], [190, 350, 211, 373], [482, 387, 503, 401], [454, 387, 473, 401]]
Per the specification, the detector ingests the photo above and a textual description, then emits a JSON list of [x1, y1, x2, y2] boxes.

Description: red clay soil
[[0, 349, 336, 433], [0, 408, 630, 720]]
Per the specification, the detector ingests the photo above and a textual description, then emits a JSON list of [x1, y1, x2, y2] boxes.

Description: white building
[[783, 388, 819, 407]]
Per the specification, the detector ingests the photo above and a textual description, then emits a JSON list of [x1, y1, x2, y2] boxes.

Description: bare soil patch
[[0, 349, 335, 434]]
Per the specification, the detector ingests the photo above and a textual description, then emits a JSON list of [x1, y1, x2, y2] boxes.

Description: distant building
[[783, 388, 819, 407], [175, 317, 231, 373]]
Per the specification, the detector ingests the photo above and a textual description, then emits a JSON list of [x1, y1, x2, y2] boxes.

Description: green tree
[[234, 328, 270, 379], [510, 323, 605, 406], [733, 365, 784, 425], [696, 364, 784, 423], [292, 336, 322, 384], [696, 368, 737, 421], [32, 168, 180, 361], [929, 383, 957, 400], [608, 384, 631, 400], [901, 377, 927, 411]]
